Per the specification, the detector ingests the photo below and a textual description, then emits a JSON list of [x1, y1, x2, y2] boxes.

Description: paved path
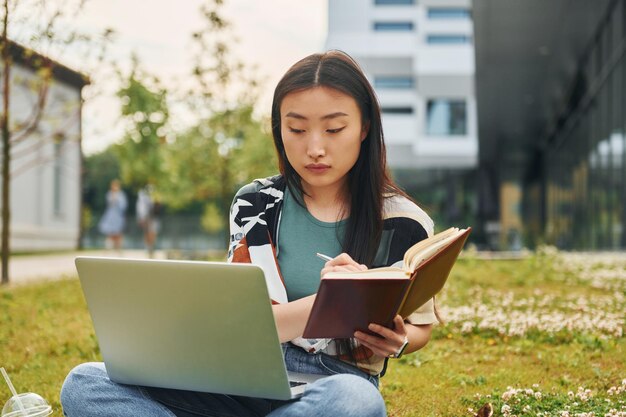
[[5, 250, 166, 286]]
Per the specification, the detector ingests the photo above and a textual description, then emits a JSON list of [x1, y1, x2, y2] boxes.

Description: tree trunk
[[1, 0, 10, 285], [76, 106, 84, 249], [1, 106, 8, 284]]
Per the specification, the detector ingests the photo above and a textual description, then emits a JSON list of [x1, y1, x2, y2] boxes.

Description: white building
[[0, 41, 87, 251], [326, 0, 477, 172]]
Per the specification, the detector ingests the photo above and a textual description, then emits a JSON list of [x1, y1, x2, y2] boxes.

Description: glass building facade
[[524, 0, 626, 250], [474, 0, 625, 251], [426, 100, 468, 136]]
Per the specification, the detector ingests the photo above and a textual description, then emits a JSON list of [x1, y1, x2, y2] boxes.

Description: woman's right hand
[[274, 254, 366, 342], [320, 253, 368, 277]]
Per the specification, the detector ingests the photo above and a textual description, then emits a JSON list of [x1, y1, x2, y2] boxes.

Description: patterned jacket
[[228, 175, 436, 375]]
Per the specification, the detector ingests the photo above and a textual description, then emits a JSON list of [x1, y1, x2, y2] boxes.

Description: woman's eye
[[327, 127, 346, 134], [289, 128, 304, 134]]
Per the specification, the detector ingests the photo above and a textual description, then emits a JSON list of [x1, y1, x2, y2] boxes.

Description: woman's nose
[[306, 134, 326, 158]]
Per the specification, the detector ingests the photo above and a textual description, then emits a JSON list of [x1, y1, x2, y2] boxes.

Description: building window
[[426, 34, 472, 44], [375, 0, 415, 5], [53, 137, 64, 216], [426, 99, 467, 135], [382, 106, 414, 114], [373, 22, 414, 31], [427, 8, 471, 19], [374, 76, 414, 89]]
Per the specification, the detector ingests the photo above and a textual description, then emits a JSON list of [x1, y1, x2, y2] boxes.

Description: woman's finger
[[336, 264, 364, 272], [325, 253, 363, 268], [354, 331, 387, 349], [368, 317, 407, 340], [393, 315, 407, 334], [354, 317, 407, 356], [321, 264, 365, 277], [354, 331, 400, 358], [330, 252, 356, 265], [320, 253, 369, 278], [355, 338, 389, 358]]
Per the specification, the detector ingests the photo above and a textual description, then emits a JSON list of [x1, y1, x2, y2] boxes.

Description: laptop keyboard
[[289, 381, 307, 388]]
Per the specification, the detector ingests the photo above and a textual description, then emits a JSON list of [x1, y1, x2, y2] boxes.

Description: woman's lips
[[305, 164, 330, 174]]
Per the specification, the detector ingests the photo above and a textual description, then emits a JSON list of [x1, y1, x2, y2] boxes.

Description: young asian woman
[[60, 50, 437, 417]]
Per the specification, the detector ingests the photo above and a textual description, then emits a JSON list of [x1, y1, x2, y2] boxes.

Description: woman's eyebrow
[[284, 111, 349, 120], [321, 112, 349, 120], [285, 111, 307, 120]]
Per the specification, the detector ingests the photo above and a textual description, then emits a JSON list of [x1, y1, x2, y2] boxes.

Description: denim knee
[[60, 362, 175, 417], [313, 374, 386, 417], [60, 362, 108, 415]]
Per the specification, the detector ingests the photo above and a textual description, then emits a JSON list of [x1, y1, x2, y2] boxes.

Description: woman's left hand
[[353, 315, 408, 358]]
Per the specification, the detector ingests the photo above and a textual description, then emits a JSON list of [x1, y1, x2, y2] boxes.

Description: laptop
[[75, 256, 327, 400]]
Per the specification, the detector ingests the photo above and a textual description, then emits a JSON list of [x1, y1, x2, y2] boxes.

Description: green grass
[[0, 279, 98, 415], [0, 253, 624, 416], [382, 254, 626, 416]]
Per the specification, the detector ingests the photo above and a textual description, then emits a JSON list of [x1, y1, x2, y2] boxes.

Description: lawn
[[0, 249, 624, 416]]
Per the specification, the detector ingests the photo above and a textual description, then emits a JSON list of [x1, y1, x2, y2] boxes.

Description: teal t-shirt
[[277, 188, 347, 301]]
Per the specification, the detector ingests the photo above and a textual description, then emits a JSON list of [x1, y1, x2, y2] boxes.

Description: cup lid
[[1, 393, 52, 417]]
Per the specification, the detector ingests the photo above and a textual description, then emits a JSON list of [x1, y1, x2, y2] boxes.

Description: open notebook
[[303, 227, 471, 338]]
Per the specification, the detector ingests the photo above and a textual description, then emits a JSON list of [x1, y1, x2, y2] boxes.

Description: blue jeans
[[60, 344, 386, 416]]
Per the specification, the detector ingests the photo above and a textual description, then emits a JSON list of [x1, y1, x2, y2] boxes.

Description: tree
[[0, 0, 112, 284], [158, 0, 275, 238], [113, 60, 169, 191], [107, 0, 277, 243], [161, 105, 276, 236]]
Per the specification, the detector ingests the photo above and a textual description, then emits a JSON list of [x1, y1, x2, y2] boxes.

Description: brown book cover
[[302, 227, 471, 339]]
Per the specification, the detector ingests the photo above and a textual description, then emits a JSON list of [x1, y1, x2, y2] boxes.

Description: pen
[[316, 253, 333, 262]]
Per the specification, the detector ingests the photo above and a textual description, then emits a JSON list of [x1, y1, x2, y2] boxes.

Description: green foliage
[[113, 71, 169, 191], [156, 0, 271, 232], [164, 106, 276, 206], [99, 0, 272, 231], [161, 105, 276, 233], [201, 202, 223, 234], [188, 0, 260, 107]]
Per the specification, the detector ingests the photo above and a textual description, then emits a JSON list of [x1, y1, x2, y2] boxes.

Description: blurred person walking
[[136, 184, 161, 258], [98, 179, 128, 252]]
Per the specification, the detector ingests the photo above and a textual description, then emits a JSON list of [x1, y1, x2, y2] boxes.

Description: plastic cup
[[1, 393, 52, 417]]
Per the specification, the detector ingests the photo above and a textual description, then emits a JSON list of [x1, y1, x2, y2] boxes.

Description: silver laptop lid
[[75, 257, 294, 400]]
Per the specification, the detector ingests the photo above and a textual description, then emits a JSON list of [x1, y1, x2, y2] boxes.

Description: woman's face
[[280, 86, 367, 195]]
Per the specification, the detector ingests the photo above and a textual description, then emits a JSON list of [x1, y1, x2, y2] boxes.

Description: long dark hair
[[271, 50, 406, 266]]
